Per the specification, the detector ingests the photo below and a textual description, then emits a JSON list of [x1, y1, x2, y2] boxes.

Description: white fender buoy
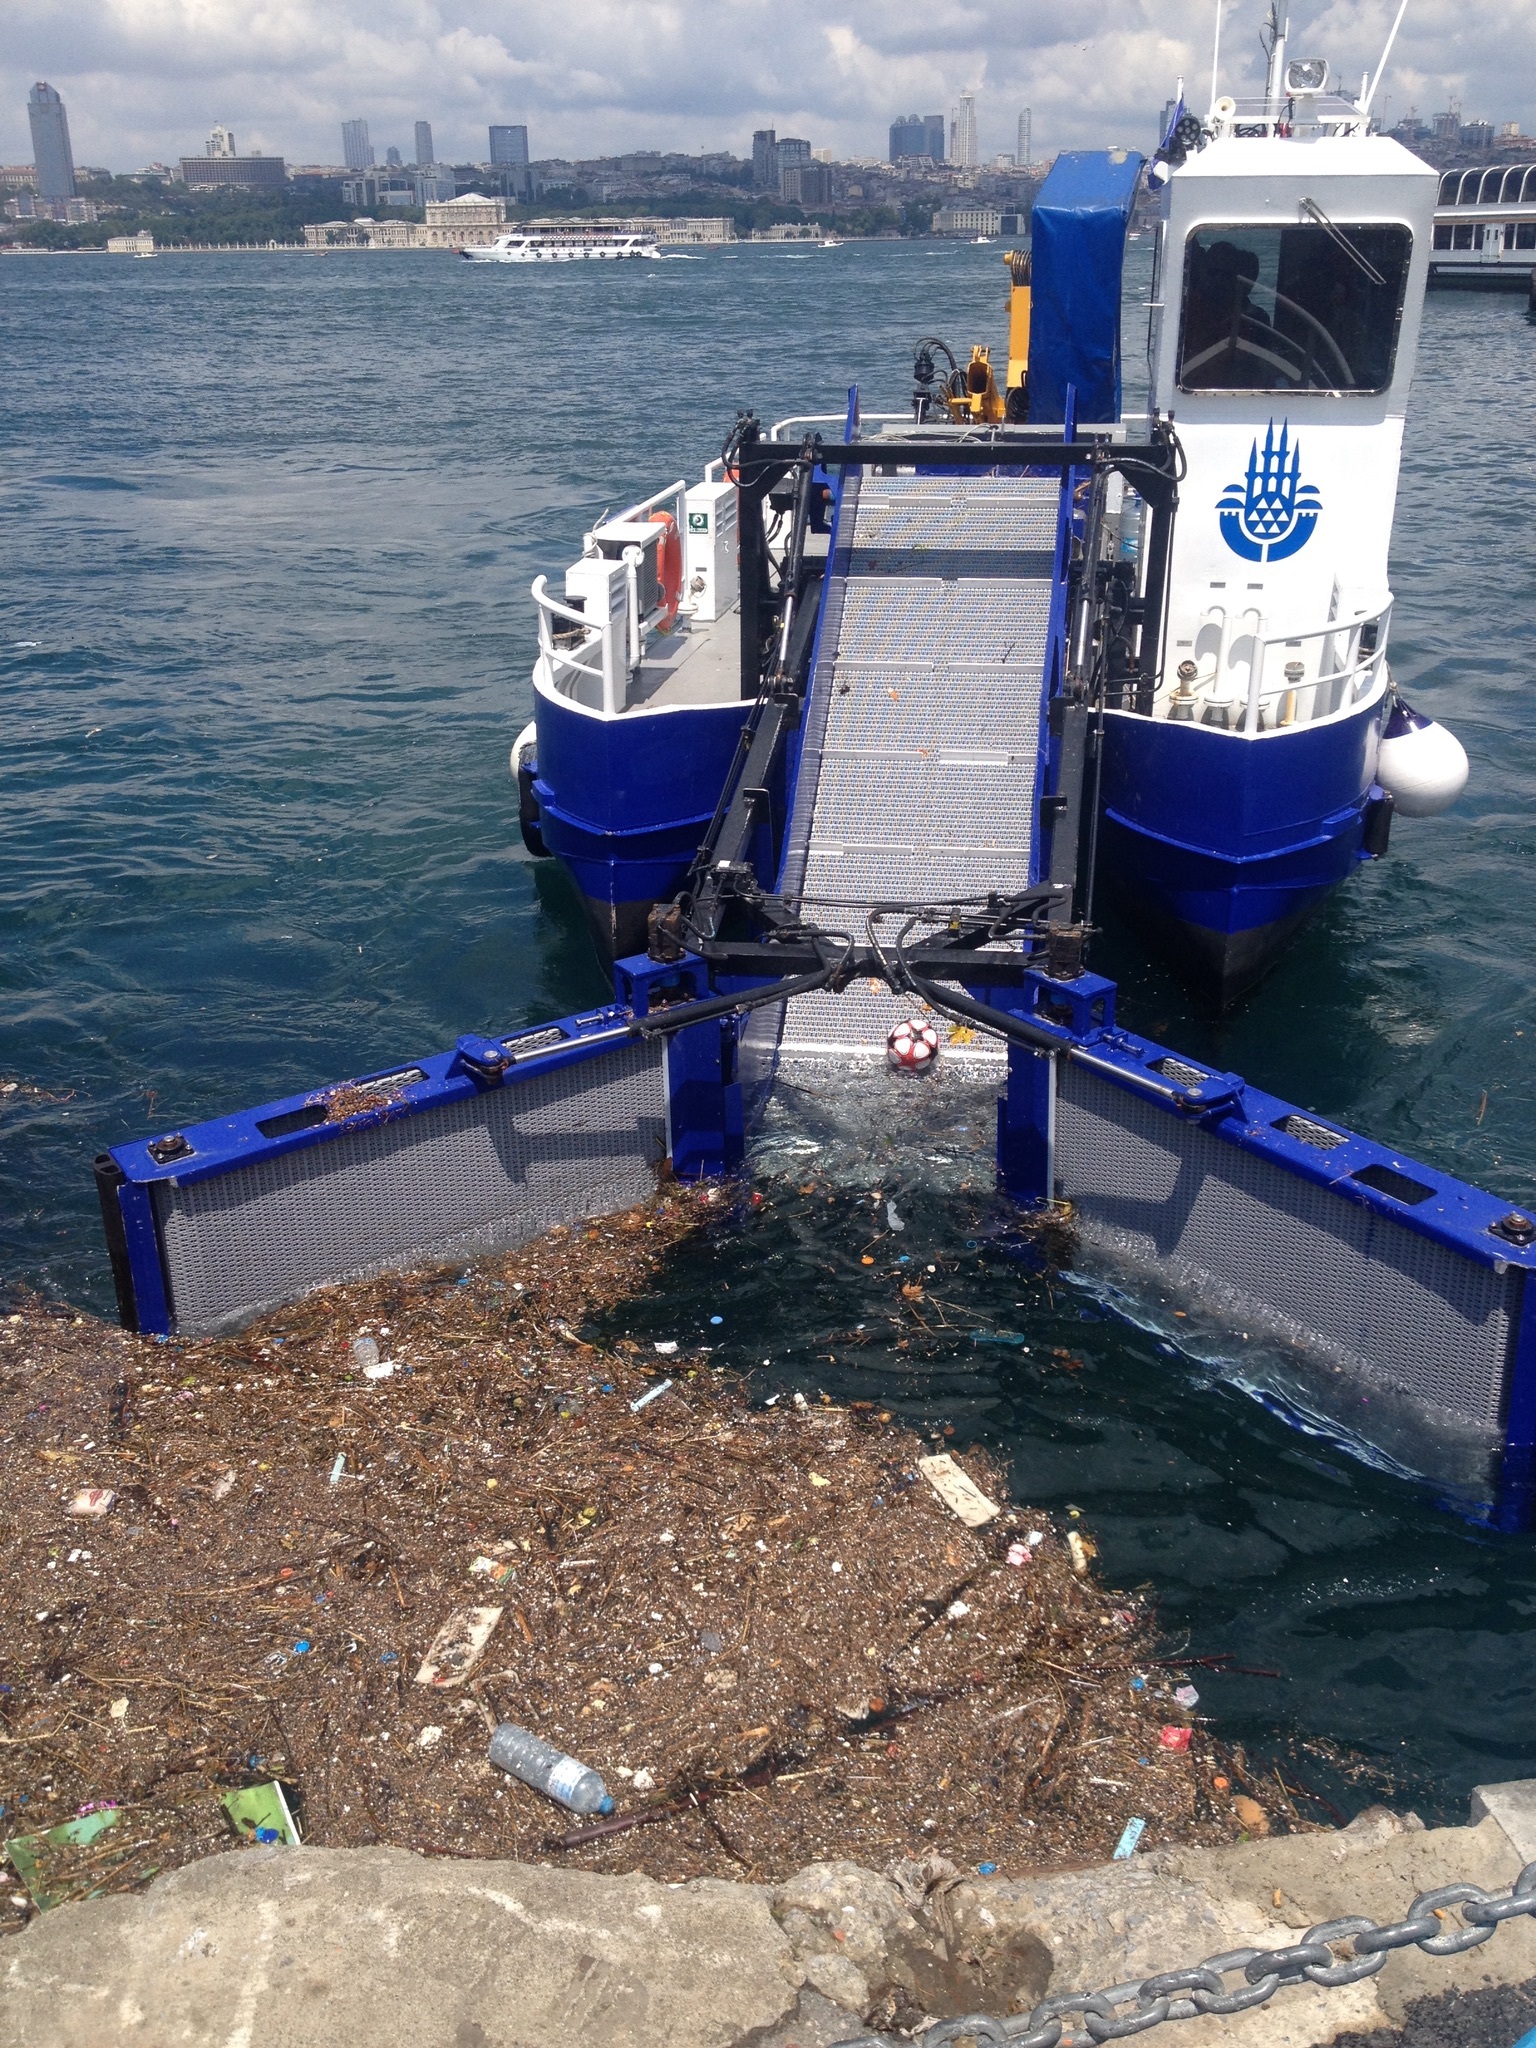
[[1376, 698, 1468, 818]]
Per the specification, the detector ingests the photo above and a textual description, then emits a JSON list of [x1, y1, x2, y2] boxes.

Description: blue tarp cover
[[1026, 148, 1145, 426]]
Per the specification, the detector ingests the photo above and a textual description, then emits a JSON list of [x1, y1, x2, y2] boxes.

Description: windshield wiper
[[1301, 197, 1388, 287]]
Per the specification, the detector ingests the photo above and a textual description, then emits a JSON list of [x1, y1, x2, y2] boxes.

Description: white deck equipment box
[[684, 481, 739, 622]]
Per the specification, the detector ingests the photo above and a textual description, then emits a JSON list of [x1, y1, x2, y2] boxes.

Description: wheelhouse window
[[1177, 222, 1413, 393]]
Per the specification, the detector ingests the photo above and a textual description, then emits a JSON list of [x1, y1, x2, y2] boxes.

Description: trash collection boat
[[516, 13, 1467, 1005], [97, 9, 1534, 1533]]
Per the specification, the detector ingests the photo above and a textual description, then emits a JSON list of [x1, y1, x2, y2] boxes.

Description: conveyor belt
[[775, 468, 1064, 1065]]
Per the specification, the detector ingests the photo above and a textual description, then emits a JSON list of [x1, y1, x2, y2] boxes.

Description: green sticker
[[688, 513, 709, 532]]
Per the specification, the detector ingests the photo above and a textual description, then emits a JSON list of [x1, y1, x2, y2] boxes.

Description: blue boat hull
[[1097, 693, 1386, 1005], [531, 687, 751, 964]]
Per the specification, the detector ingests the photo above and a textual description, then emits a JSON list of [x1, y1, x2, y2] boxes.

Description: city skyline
[[6, 0, 1531, 174]]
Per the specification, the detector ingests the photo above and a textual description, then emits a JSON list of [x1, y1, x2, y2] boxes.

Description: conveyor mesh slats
[[777, 471, 1061, 1066]]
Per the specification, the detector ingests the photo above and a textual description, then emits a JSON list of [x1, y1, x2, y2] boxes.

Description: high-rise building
[[952, 93, 979, 168], [207, 123, 236, 158], [1017, 108, 1031, 168], [890, 114, 945, 162], [386, 145, 402, 167], [752, 128, 777, 189], [776, 136, 810, 193], [414, 121, 433, 167], [781, 160, 831, 208], [28, 82, 75, 200], [341, 118, 373, 171], [489, 124, 529, 166]]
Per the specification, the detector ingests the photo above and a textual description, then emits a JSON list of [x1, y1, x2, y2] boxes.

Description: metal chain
[[835, 1859, 1536, 2048]]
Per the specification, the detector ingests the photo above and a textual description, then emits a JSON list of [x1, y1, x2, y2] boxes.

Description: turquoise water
[[4, 243, 1536, 1820]]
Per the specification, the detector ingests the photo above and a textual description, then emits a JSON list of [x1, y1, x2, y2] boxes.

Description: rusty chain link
[[837, 1859, 1536, 2047]]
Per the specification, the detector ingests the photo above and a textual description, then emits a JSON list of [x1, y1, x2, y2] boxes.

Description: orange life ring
[[649, 510, 683, 632]]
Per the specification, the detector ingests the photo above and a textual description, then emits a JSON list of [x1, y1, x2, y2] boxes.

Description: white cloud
[[5, 0, 1532, 170]]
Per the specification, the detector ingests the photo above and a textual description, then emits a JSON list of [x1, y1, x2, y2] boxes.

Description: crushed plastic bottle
[[350, 1335, 380, 1371], [487, 1723, 615, 1814]]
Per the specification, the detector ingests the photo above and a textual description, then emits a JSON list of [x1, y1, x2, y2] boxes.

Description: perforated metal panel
[[1056, 1063, 1520, 1432], [854, 483, 1060, 550], [153, 1040, 667, 1334], [834, 582, 1052, 666], [777, 472, 1060, 1066]]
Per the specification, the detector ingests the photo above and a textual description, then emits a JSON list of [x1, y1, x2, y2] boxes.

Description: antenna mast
[[1360, 0, 1410, 116], [1208, 0, 1225, 116], [1262, 3, 1290, 117]]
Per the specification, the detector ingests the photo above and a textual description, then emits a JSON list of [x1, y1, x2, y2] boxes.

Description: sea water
[[3, 241, 1535, 1821]]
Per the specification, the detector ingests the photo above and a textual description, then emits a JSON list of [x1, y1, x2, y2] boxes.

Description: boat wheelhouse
[[1101, 100, 1443, 996], [1429, 163, 1536, 288]]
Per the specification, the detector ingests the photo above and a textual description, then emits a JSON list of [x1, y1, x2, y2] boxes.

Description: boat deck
[[773, 470, 1062, 1066], [626, 609, 742, 710]]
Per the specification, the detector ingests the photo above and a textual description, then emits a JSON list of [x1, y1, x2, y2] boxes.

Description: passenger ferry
[[463, 228, 658, 264], [512, 9, 1468, 1005], [1429, 162, 1536, 287]]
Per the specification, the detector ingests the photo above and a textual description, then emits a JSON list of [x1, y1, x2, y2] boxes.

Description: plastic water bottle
[[487, 1723, 615, 1814]]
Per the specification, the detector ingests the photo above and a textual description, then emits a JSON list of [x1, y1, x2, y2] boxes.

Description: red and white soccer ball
[[886, 1017, 941, 1074]]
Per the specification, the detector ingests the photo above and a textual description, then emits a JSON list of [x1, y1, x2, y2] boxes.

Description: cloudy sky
[[6, 0, 1531, 172]]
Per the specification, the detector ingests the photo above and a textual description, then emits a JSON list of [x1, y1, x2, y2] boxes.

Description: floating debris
[[918, 1452, 999, 1528], [0, 1191, 1258, 1909], [221, 1783, 300, 1847], [415, 1607, 503, 1688]]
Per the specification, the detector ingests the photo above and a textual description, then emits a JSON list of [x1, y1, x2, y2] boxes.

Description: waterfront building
[[933, 202, 1001, 235], [414, 122, 433, 168], [951, 93, 979, 169], [28, 82, 75, 199], [780, 160, 830, 207], [342, 119, 373, 171], [890, 114, 946, 163], [490, 126, 529, 166], [180, 151, 286, 190], [424, 193, 504, 231], [752, 129, 777, 189], [302, 208, 733, 252], [107, 230, 155, 252]]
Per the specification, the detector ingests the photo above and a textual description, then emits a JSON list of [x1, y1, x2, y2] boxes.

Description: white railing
[[1245, 603, 1391, 734], [615, 477, 687, 526], [532, 574, 621, 716], [1175, 601, 1392, 735], [767, 412, 910, 440]]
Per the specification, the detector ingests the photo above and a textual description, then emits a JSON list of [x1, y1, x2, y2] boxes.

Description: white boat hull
[[463, 240, 658, 264]]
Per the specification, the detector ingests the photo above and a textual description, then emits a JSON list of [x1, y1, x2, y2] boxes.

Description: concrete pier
[[6, 1786, 1536, 2046]]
